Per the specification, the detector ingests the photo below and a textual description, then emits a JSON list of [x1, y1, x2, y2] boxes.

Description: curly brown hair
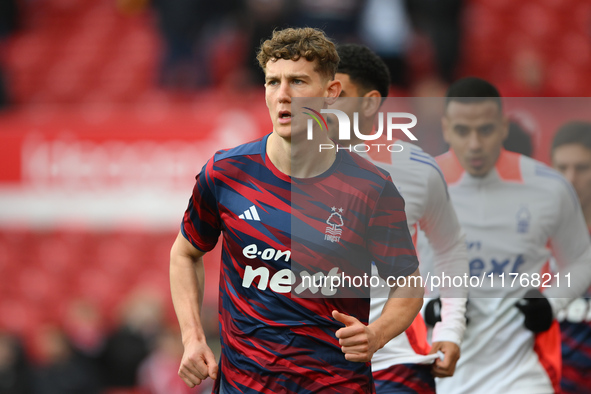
[[257, 27, 339, 80]]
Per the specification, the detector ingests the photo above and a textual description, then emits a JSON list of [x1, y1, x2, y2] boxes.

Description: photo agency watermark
[[304, 107, 418, 152]]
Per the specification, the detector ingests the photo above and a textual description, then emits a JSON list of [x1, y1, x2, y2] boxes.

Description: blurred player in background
[[434, 77, 591, 394], [551, 121, 591, 394], [327, 43, 468, 393], [170, 27, 424, 393]]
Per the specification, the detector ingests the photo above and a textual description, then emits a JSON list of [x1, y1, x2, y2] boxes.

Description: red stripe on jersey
[[407, 222, 427, 356], [222, 363, 269, 392], [373, 364, 435, 394], [405, 313, 431, 356], [435, 150, 464, 186], [562, 333, 591, 359], [536, 239, 558, 392], [496, 149, 523, 183], [221, 332, 372, 393], [534, 320, 561, 394]]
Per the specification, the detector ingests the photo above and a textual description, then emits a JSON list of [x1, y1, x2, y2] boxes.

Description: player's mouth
[[278, 110, 292, 124], [468, 157, 485, 169]]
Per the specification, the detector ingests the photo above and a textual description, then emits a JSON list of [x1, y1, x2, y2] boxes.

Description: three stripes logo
[[239, 205, 261, 221]]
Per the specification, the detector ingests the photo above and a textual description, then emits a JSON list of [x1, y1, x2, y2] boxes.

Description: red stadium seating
[[0, 228, 221, 350], [6, 0, 158, 104], [459, 0, 591, 96]]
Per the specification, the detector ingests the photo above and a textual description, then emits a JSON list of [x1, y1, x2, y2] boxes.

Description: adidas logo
[[239, 205, 261, 221]]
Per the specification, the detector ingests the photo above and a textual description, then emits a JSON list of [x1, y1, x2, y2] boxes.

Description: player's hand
[[429, 341, 460, 378], [178, 338, 218, 388], [515, 288, 553, 333], [333, 310, 380, 363]]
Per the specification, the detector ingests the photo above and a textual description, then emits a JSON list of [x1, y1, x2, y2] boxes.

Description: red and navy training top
[[182, 134, 418, 393]]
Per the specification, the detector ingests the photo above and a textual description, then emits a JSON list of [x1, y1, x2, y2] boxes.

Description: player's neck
[[267, 132, 336, 178]]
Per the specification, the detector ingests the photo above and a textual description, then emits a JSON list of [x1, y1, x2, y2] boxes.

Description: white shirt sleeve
[[545, 179, 591, 313], [418, 165, 469, 345]]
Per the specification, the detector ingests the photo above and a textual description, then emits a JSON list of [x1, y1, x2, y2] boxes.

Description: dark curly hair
[[257, 27, 339, 80], [552, 121, 591, 152], [336, 44, 391, 98]]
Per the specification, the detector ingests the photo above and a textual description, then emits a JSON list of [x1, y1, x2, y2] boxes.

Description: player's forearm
[[422, 168, 468, 301], [433, 297, 467, 345], [546, 246, 591, 313], [432, 232, 469, 299], [170, 247, 207, 344], [369, 269, 424, 348], [432, 234, 468, 344]]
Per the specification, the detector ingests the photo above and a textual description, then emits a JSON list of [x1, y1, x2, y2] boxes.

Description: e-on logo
[[304, 108, 418, 153]]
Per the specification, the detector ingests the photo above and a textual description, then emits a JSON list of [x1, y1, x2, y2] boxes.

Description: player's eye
[[454, 126, 469, 136], [478, 124, 495, 136], [266, 80, 278, 86]]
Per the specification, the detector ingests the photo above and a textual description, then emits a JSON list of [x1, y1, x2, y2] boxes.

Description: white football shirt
[[434, 149, 591, 394], [358, 141, 469, 369]]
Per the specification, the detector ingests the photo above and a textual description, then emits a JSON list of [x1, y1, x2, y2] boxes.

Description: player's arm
[[368, 267, 424, 345], [334, 268, 423, 362], [544, 180, 591, 311], [334, 175, 423, 362], [419, 165, 468, 377], [170, 231, 218, 387]]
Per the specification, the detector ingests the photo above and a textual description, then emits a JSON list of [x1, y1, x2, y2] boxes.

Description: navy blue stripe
[[410, 151, 437, 164], [215, 136, 264, 162]]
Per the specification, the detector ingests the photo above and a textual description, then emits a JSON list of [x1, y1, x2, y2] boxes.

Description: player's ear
[[361, 90, 381, 118], [325, 79, 341, 105], [500, 115, 509, 142]]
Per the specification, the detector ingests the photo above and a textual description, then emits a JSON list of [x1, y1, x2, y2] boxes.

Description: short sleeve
[[368, 177, 419, 278], [181, 158, 222, 252]]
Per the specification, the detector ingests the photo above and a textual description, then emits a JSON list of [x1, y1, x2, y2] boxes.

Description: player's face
[[553, 143, 591, 210], [264, 58, 340, 140], [443, 100, 508, 177], [327, 73, 364, 142]]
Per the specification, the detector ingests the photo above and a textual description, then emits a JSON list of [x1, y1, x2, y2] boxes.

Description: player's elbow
[[170, 231, 206, 267]]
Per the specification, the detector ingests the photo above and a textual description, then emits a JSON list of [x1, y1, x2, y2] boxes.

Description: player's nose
[[277, 80, 292, 103], [467, 131, 482, 150]]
